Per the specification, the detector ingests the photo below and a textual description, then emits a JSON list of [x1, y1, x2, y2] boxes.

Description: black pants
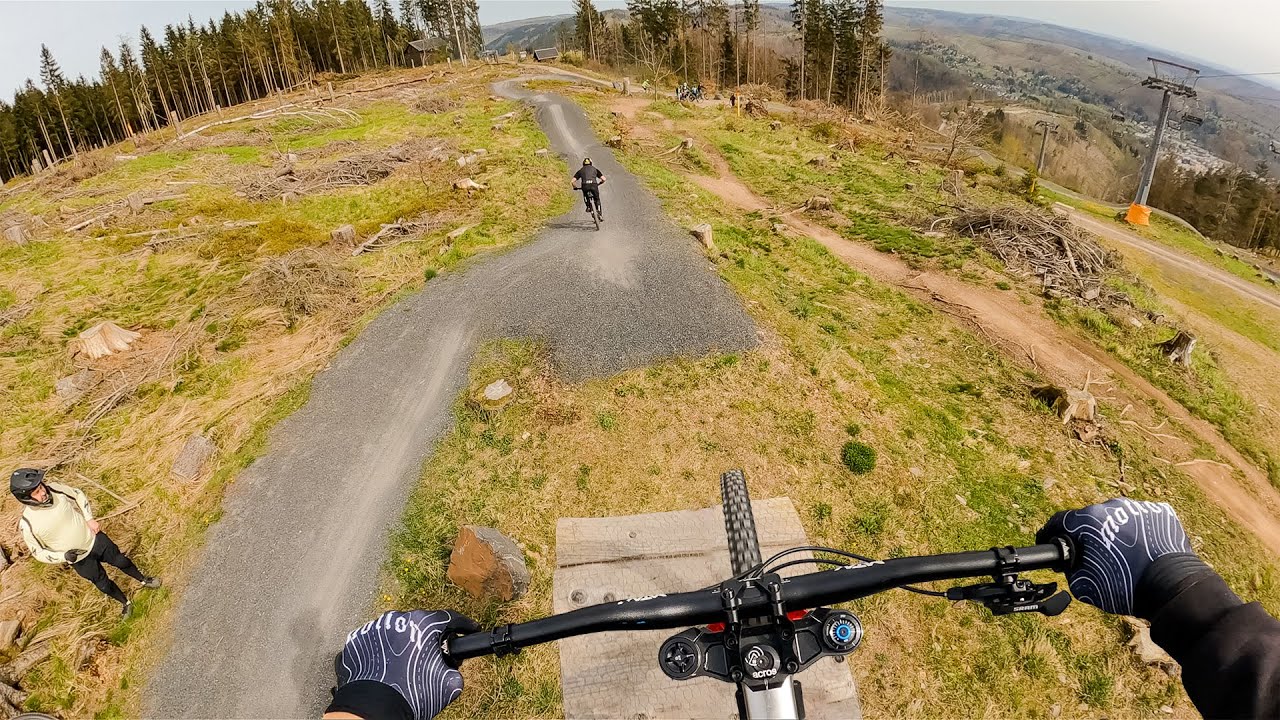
[[72, 532, 146, 605], [583, 187, 602, 214]]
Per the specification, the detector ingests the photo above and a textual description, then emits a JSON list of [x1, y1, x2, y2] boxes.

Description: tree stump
[[606, 136, 624, 148], [1156, 330, 1196, 366], [172, 433, 217, 482], [330, 224, 356, 247], [74, 322, 141, 360], [453, 178, 487, 192], [1032, 384, 1096, 425], [806, 196, 833, 212], [690, 223, 715, 251]]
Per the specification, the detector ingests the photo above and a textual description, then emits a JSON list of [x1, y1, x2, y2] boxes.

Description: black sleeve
[[326, 680, 413, 720], [1138, 554, 1280, 719], [573, 168, 583, 179]]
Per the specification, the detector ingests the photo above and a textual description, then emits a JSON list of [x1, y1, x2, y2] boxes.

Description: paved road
[[145, 79, 756, 718], [1059, 205, 1280, 313]]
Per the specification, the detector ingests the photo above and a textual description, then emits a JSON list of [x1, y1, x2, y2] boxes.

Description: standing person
[[11, 468, 160, 617], [572, 158, 605, 221]]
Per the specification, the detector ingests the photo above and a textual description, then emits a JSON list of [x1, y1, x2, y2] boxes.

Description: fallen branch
[[353, 216, 437, 255], [178, 104, 358, 139], [97, 499, 143, 521], [74, 473, 126, 504], [65, 213, 113, 233], [0, 642, 51, 684], [1175, 458, 1233, 470], [1118, 419, 1180, 442]]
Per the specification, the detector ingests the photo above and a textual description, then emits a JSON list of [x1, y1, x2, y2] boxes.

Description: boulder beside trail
[[447, 526, 529, 601], [0, 620, 19, 652], [691, 223, 715, 251], [171, 433, 217, 482]]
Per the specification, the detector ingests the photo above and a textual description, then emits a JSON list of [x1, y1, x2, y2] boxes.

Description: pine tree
[[574, 0, 605, 61], [38, 44, 77, 159], [376, 0, 398, 65], [99, 47, 133, 137]]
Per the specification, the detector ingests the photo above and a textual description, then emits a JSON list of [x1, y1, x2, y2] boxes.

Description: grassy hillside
[[0, 64, 570, 716], [389, 77, 1280, 719]]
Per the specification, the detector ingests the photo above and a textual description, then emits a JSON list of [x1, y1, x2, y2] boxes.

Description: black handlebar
[[445, 540, 1072, 662]]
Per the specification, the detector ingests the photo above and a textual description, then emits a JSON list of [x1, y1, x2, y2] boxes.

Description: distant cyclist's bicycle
[[446, 470, 1075, 719], [585, 193, 602, 231]]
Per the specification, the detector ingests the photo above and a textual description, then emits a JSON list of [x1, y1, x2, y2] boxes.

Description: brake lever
[[945, 577, 1071, 616]]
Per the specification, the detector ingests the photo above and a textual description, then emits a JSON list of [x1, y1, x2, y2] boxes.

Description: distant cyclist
[[573, 158, 605, 221], [326, 499, 1280, 719]]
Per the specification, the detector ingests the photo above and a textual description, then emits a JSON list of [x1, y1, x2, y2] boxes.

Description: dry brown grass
[[0, 62, 572, 717]]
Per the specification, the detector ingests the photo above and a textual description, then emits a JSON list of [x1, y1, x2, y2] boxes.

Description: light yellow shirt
[[19, 481, 94, 564]]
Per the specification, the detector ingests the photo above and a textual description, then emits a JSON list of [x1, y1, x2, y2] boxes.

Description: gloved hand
[[64, 550, 82, 564], [1037, 498, 1193, 616], [328, 610, 479, 720]]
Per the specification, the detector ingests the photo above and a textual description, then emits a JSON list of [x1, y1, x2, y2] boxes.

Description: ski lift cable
[[1197, 70, 1280, 79]]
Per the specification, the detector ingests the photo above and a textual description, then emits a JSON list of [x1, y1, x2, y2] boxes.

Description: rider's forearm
[[1141, 555, 1280, 718], [325, 680, 413, 720]]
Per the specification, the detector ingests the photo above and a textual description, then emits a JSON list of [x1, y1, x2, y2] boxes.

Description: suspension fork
[[737, 676, 804, 720]]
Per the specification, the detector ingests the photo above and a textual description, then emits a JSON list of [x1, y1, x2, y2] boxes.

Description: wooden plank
[[554, 499, 861, 720], [556, 497, 807, 567]]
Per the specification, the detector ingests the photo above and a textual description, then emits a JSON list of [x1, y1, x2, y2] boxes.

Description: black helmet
[[582, 157, 592, 166], [10, 468, 50, 507]]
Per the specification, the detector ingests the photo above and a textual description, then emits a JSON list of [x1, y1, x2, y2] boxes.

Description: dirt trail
[[145, 81, 756, 719], [663, 112, 1280, 556], [1062, 207, 1280, 311]]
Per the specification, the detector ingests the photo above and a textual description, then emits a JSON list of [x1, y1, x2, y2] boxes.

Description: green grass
[[1045, 188, 1280, 293], [388, 104, 1280, 718], [1046, 290, 1280, 485], [0, 65, 573, 718]]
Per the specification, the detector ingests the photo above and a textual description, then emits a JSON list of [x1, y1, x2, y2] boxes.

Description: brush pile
[[950, 206, 1120, 305], [245, 248, 356, 317], [242, 140, 446, 201]]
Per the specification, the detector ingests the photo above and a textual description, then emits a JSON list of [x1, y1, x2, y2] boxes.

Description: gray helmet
[[10, 468, 50, 507]]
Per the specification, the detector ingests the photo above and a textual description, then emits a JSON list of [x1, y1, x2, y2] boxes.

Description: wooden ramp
[[554, 498, 862, 719]]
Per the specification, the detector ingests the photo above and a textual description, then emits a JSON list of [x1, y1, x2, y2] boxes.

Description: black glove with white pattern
[[328, 610, 479, 720], [1037, 498, 1194, 616]]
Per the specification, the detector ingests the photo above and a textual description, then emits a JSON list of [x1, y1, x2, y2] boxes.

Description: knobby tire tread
[[721, 469, 762, 576]]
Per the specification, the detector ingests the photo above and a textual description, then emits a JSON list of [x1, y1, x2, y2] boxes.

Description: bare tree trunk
[[328, 4, 347, 74], [826, 39, 836, 104], [447, 0, 468, 65], [195, 43, 218, 113], [107, 75, 133, 137], [798, 3, 805, 101], [52, 92, 78, 158]]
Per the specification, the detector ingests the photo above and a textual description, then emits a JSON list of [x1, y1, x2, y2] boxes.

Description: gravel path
[[144, 79, 756, 718]]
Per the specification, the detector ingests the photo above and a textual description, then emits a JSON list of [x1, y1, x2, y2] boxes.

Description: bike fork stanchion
[[738, 677, 804, 720]]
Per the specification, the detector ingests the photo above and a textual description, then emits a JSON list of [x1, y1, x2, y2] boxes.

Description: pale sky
[[0, 0, 1275, 99]]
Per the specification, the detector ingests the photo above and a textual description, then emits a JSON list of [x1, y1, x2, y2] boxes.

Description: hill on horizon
[[482, 4, 1280, 171]]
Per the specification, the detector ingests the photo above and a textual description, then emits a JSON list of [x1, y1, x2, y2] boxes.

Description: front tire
[[721, 469, 762, 576]]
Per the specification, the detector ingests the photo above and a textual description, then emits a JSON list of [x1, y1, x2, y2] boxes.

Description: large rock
[[55, 369, 98, 407], [0, 620, 20, 651], [1122, 616, 1177, 674], [2, 226, 29, 246], [447, 525, 529, 602], [171, 433, 217, 482]]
